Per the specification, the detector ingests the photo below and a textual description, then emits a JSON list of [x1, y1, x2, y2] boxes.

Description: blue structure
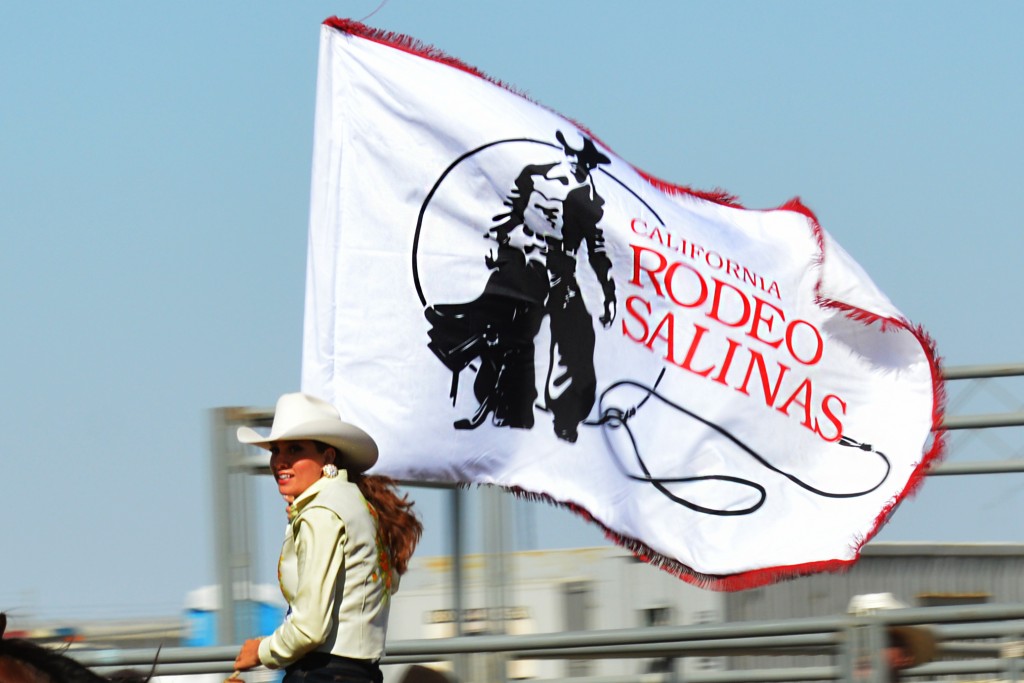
[[184, 584, 285, 648]]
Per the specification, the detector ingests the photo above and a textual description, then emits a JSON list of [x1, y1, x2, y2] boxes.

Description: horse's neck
[[0, 644, 110, 683], [0, 654, 55, 683]]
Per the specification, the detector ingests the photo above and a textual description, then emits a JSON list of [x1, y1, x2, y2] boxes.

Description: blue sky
[[2, 1, 1022, 620]]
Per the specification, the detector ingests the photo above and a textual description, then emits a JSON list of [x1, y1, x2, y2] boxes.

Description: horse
[[1, 613, 152, 683]]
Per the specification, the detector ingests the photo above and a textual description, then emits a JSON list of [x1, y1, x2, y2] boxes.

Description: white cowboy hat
[[237, 393, 378, 472]]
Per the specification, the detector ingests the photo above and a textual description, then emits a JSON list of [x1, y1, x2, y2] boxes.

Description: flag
[[301, 18, 944, 589]]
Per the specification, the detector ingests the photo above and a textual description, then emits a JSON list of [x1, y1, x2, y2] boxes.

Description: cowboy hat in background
[[848, 592, 938, 667], [237, 392, 379, 472]]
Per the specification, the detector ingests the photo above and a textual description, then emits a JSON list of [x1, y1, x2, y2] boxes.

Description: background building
[[388, 545, 723, 680]]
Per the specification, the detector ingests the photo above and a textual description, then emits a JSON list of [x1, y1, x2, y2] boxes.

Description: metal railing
[[71, 603, 1024, 681]]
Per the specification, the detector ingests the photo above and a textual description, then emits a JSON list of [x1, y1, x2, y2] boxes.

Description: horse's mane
[[1, 613, 151, 683]]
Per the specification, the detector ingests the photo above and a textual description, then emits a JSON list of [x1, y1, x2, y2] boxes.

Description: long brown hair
[[351, 473, 423, 576], [314, 441, 423, 575]]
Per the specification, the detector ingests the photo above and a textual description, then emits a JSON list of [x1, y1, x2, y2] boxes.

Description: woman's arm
[[234, 638, 262, 670], [257, 507, 347, 669]]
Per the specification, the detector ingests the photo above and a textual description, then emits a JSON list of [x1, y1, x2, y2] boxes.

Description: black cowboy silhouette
[[425, 132, 617, 442]]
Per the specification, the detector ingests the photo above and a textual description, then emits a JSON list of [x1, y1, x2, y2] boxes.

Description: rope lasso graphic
[[590, 376, 892, 516]]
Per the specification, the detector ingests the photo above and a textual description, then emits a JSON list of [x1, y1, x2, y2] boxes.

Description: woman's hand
[[234, 638, 263, 671]]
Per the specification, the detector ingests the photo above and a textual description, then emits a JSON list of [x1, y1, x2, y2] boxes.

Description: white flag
[[301, 18, 944, 588]]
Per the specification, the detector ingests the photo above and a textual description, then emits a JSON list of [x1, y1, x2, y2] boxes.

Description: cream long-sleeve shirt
[[258, 473, 395, 669]]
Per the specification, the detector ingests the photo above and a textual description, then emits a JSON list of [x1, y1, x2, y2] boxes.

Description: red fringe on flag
[[324, 17, 947, 590]]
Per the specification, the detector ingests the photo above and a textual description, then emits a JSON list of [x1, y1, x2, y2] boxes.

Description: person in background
[[232, 393, 422, 683], [848, 593, 937, 682]]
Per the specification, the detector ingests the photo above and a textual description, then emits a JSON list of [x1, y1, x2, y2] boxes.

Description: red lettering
[[726, 259, 741, 279], [675, 324, 714, 377], [622, 295, 651, 343], [814, 394, 847, 442], [786, 319, 824, 366], [629, 244, 667, 297], [647, 311, 676, 361], [708, 278, 750, 329], [664, 261, 708, 309], [740, 266, 758, 288], [738, 351, 790, 406], [711, 337, 742, 385], [748, 296, 786, 349], [778, 377, 814, 430]]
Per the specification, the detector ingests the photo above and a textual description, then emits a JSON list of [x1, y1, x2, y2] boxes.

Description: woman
[[232, 392, 422, 683]]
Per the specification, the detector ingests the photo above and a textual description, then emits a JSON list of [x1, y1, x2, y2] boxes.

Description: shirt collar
[[290, 470, 350, 517]]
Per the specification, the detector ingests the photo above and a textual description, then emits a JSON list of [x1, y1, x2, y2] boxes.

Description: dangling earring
[[322, 463, 339, 478]]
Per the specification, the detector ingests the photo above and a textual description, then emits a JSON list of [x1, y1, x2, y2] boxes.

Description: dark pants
[[283, 653, 382, 683], [546, 274, 597, 441]]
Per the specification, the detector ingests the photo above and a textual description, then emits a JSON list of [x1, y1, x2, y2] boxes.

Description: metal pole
[[942, 363, 1024, 380], [451, 487, 468, 683], [210, 408, 235, 646], [929, 459, 1024, 476], [484, 486, 509, 683], [940, 411, 1024, 430]]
